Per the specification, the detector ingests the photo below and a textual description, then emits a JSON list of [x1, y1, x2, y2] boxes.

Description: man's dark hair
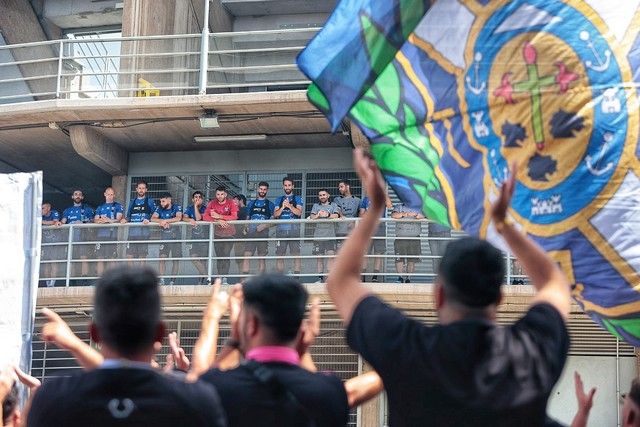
[[318, 188, 329, 195], [629, 378, 640, 407], [243, 274, 307, 343], [136, 180, 147, 187], [338, 179, 350, 187], [42, 201, 52, 207], [192, 190, 203, 199], [438, 237, 505, 307], [258, 181, 270, 188], [93, 266, 161, 358], [159, 192, 172, 199], [71, 188, 83, 195], [216, 186, 227, 193], [282, 176, 294, 185], [234, 194, 247, 205], [2, 384, 18, 425]]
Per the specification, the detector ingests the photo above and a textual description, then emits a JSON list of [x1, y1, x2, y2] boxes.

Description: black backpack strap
[[242, 360, 315, 426]]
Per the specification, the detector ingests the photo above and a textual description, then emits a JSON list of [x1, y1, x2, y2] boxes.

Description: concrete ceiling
[[0, 92, 351, 207], [222, 0, 336, 16]]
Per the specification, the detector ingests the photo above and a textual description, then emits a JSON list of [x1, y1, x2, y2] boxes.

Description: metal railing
[[0, 28, 319, 103], [39, 218, 529, 287]]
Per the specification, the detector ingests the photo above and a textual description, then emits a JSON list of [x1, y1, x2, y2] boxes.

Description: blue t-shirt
[[95, 202, 124, 238], [154, 204, 182, 239], [62, 204, 95, 241], [127, 197, 156, 237], [273, 194, 303, 232], [42, 210, 62, 242], [184, 204, 207, 239], [62, 204, 95, 224], [246, 198, 275, 234]]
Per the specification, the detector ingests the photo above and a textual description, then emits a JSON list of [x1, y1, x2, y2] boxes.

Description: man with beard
[[334, 179, 361, 249], [309, 189, 340, 283], [184, 191, 209, 285], [121, 180, 156, 264], [273, 177, 304, 277], [152, 192, 183, 285], [62, 189, 95, 285], [242, 182, 275, 276], [204, 186, 238, 282]]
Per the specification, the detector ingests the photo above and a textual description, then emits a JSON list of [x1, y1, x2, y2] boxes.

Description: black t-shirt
[[27, 367, 227, 427], [200, 362, 349, 427], [347, 296, 569, 427]]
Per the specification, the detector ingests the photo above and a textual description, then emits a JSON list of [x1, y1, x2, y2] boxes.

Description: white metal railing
[[39, 218, 528, 287], [0, 28, 319, 103]]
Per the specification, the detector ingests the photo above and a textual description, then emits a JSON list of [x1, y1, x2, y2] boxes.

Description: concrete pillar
[[69, 125, 128, 176], [359, 362, 382, 426], [0, 0, 58, 100], [120, 0, 203, 96], [111, 175, 128, 205], [350, 121, 371, 151]]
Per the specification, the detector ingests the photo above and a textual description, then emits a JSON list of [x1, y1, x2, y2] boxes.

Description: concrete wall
[[42, 0, 122, 29], [129, 147, 353, 175], [547, 355, 636, 426]]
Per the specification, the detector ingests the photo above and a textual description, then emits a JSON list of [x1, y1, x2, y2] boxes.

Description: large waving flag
[[298, 0, 640, 344]]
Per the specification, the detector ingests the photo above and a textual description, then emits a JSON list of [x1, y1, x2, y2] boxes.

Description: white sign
[[0, 172, 42, 373]]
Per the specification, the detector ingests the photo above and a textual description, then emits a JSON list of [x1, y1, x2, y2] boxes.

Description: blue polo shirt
[[95, 202, 124, 239], [154, 204, 182, 239], [274, 195, 303, 233], [184, 204, 207, 239]]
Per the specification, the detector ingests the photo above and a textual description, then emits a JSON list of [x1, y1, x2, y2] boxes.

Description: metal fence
[[39, 218, 528, 287], [0, 28, 318, 103]]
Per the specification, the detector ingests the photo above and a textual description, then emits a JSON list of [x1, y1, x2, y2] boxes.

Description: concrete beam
[[0, 0, 58, 99], [69, 125, 128, 175], [349, 121, 370, 151]]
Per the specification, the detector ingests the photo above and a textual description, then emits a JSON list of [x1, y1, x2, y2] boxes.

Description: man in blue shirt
[[183, 191, 209, 285], [121, 180, 156, 264], [273, 177, 304, 276], [151, 192, 183, 285], [359, 195, 393, 282], [41, 201, 64, 287], [242, 182, 275, 276], [94, 187, 124, 277], [62, 189, 95, 285]]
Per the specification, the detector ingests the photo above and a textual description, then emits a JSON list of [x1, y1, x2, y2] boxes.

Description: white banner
[[0, 172, 42, 374]]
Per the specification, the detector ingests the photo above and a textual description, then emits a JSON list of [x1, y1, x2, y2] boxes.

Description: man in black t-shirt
[[200, 274, 350, 427], [26, 266, 226, 427], [327, 150, 572, 427]]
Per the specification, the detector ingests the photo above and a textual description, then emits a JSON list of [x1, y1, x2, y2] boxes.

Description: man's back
[[347, 296, 569, 427], [201, 362, 349, 427], [28, 367, 226, 427]]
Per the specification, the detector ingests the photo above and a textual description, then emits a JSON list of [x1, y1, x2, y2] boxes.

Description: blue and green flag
[[298, 0, 640, 345]]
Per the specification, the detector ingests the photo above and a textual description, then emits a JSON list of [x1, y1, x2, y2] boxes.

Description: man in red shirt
[[204, 186, 238, 281]]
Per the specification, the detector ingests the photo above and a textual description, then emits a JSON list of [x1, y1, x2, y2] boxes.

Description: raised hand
[[41, 307, 77, 349], [168, 332, 190, 371], [353, 148, 386, 209], [296, 297, 321, 357], [491, 162, 517, 230]]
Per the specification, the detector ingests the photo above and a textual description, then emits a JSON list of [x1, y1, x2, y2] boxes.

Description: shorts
[[369, 236, 386, 255], [188, 242, 208, 257], [159, 241, 182, 258], [335, 234, 347, 250], [275, 231, 301, 256], [244, 231, 269, 256], [126, 242, 149, 257], [94, 242, 117, 259], [313, 240, 336, 255], [394, 239, 421, 263]]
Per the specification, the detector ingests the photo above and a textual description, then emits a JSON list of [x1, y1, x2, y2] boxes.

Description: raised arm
[[187, 279, 228, 381], [491, 164, 571, 319], [344, 371, 384, 408], [570, 371, 596, 427], [41, 308, 104, 370], [326, 149, 383, 323]]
